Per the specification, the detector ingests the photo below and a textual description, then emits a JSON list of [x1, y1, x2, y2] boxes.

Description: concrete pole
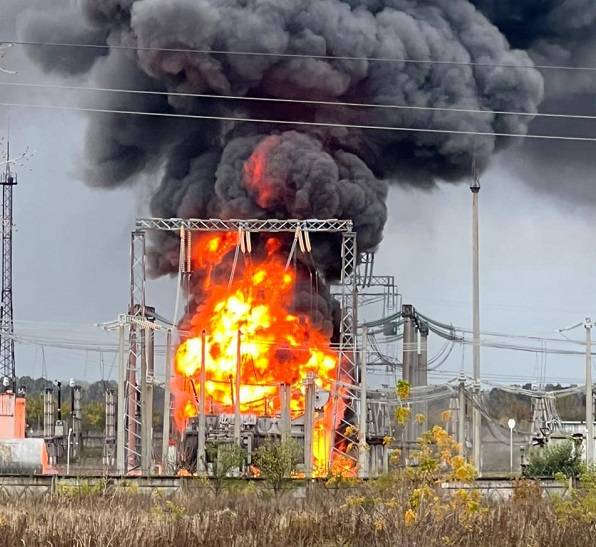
[[586, 318, 593, 466], [458, 375, 466, 455], [116, 324, 126, 474], [304, 373, 315, 479], [280, 383, 291, 442], [471, 178, 481, 472], [197, 330, 207, 474], [509, 426, 514, 474], [234, 329, 242, 446], [418, 323, 429, 438], [401, 305, 415, 383], [161, 330, 172, 473], [358, 326, 369, 479], [140, 326, 153, 475]]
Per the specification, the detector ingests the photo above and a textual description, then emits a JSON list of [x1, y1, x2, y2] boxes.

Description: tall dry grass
[[0, 479, 593, 546]]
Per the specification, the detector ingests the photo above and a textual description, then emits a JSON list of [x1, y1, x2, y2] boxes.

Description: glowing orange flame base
[[173, 234, 340, 475]]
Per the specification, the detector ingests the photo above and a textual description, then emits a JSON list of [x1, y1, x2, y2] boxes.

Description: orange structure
[[0, 393, 26, 439]]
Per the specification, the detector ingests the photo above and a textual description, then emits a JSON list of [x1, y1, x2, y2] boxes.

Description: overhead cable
[[1, 102, 595, 143], [1, 81, 594, 121], [5, 39, 596, 72]]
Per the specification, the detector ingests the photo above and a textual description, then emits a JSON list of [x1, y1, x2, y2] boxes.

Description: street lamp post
[[508, 418, 516, 474]]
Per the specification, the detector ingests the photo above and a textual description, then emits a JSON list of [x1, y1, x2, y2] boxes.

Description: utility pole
[[470, 172, 481, 472], [358, 326, 369, 479], [304, 372, 315, 479], [197, 330, 207, 474], [116, 324, 126, 474], [457, 375, 466, 454], [234, 329, 242, 446], [161, 330, 172, 473], [585, 318, 593, 466]]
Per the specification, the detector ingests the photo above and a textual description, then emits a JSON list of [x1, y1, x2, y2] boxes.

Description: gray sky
[[1, 30, 595, 387]]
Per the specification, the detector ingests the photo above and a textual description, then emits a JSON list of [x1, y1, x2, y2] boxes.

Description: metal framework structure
[[135, 218, 359, 474], [125, 231, 146, 471], [0, 143, 16, 384], [136, 218, 354, 233]]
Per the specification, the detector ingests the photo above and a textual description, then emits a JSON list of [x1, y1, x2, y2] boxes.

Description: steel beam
[[136, 218, 353, 233]]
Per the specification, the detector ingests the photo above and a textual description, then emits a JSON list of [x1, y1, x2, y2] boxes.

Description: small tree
[[524, 440, 584, 478], [206, 443, 245, 495], [254, 438, 301, 494]]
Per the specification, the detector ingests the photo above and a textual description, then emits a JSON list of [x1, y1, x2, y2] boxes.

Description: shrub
[[254, 438, 301, 493], [523, 440, 584, 478]]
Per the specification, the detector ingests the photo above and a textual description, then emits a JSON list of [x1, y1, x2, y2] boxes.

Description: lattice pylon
[[0, 143, 16, 385], [329, 232, 360, 473], [124, 230, 146, 471]]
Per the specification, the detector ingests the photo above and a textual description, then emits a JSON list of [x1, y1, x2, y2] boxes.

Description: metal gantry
[[136, 217, 354, 233], [0, 142, 16, 385], [135, 218, 360, 475]]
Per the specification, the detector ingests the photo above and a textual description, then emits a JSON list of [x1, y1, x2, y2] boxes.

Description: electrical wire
[[5, 39, 596, 72], [1, 81, 594, 121], [1, 101, 595, 142]]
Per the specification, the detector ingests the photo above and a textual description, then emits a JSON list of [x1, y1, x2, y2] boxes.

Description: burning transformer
[[173, 232, 340, 476]]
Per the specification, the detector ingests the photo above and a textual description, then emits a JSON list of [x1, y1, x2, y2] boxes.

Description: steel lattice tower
[[0, 142, 16, 385]]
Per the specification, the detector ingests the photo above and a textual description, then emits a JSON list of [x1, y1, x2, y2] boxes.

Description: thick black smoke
[[16, 1, 547, 289], [470, 1, 596, 203]]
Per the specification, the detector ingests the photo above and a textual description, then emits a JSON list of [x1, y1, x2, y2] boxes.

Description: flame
[[173, 233, 339, 476], [242, 135, 283, 209]]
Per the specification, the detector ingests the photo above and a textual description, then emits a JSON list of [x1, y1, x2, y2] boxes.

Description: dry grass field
[[0, 477, 594, 547]]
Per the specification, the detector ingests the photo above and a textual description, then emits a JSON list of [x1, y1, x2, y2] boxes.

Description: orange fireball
[[172, 235, 338, 475]]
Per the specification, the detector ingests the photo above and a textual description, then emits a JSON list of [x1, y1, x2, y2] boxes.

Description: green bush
[[254, 438, 301, 493], [523, 440, 584, 478]]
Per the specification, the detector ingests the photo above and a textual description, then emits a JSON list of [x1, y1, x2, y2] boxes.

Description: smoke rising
[[470, 0, 596, 203], [17, 1, 549, 281]]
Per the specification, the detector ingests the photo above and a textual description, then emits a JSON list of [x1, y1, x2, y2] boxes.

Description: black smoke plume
[[16, 1, 548, 302], [470, 0, 596, 203]]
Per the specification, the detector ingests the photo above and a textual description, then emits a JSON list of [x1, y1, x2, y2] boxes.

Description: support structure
[[586, 318, 593, 466], [304, 373, 315, 479], [415, 322, 429, 438], [135, 218, 358, 475], [196, 330, 207, 474], [104, 389, 116, 468], [126, 231, 146, 472], [470, 175, 482, 472], [457, 375, 467, 454], [358, 327, 369, 479], [0, 142, 16, 386], [162, 330, 172, 473], [402, 305, 417, 384]]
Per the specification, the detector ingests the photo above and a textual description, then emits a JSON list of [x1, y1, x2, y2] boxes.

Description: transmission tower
[[0, 141, 16, 387]]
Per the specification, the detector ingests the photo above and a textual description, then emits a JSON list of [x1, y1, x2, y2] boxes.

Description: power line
[[4, 39, 596, 72], [1, 80, 594, 121], [1, 101, 594, 143]]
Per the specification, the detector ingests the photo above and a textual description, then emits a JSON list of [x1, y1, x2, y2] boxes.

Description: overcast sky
[[1, 26, 595, 387]]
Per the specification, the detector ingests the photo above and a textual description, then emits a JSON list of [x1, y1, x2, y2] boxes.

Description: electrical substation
[[0, 151, 594, 481]]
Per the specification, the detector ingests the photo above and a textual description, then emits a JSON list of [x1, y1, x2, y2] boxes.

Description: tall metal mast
[[0, 141, 16, 386]]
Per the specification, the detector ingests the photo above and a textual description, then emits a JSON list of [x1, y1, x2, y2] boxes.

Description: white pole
[[66, 428, 72, 475], [510, 427, 513, 473], [358, 326, 369, 479], [507, 418, 516, 474], [197, 330, 207, 474], [586, 318, 593, 466], [234, 329, 242, 446], [116, 324, 126, 474], [161, 330, 172, 473], [471, 178, 481, 472]]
